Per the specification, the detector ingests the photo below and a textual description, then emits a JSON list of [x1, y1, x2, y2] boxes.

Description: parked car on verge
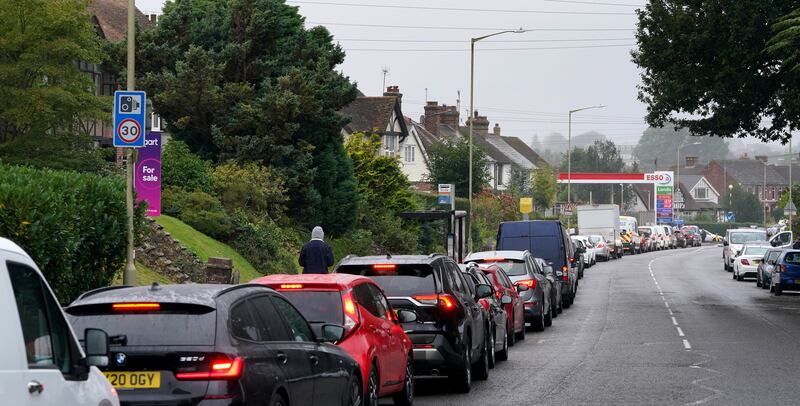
[[335, 255, 493, 393], [733, 245, 770, 281], [462, 264, 509, 367], [770, 250, 800, 296], [67, 283, 362, 406], [477, 263, 526, 346], [252, 273, 415, 406], [496, 220, 578, 306], [588, 234, 611, 261], [758, 249, 784, 290], [1, 238, 119, 406], [673, 229, 687, 248], [464, 250, 554, 328], [723, 228, 768, 271]]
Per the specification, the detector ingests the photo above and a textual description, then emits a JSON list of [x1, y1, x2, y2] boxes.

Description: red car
[[252, 274, 415, 406], [479, 264, 526, 346]]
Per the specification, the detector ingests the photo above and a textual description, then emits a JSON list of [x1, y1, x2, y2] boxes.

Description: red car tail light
[[515, 279, 537, 290], [279, 284, 303, 289], [780, 264, 788, 273], [112, 302, 160, 311], [561, 266, 569, 281], [176, 357, 244, 381], [414, 294, 457, 311], [341, 290, 361, 335], [741, 259, 750, 266]]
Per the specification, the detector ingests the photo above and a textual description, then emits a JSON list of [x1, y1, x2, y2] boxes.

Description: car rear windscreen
[[744, 247, 768, 256], [470, 259, 527, 276], [66, 303, 216, 346], [337, 264, 437, 296], [279, 291, 343, 324]]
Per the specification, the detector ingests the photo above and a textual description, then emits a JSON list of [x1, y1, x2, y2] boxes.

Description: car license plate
[[103, 371, 160, 389]]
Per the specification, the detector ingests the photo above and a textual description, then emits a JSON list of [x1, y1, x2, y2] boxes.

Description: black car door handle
[[276, 353, 288, 364], [309, 354, 319, 366]]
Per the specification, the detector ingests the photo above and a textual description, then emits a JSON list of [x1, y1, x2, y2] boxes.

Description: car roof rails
[[213, 283, 271, 298], [76, 285, 133, 301]]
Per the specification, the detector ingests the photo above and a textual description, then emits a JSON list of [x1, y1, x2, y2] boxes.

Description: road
[[410, 245, 800, 406]]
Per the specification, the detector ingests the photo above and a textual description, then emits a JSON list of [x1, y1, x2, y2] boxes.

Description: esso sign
[[646, 172, 673, 185]]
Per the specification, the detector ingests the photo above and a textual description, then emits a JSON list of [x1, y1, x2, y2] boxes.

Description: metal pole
[[123, 0, 137, 285], [790, 139, 793, 232], [676, 143, 680, 221], [468, 38, 475, 253], [567, 110, 572, 207], [764, 161, 767, 225]]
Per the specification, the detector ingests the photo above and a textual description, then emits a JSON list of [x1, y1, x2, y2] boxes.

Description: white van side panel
[[0, 252, 28, 405]]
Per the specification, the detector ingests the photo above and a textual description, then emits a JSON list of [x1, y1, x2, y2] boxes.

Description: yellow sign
[[520, 198, 533, 214], [104, 371, 160, 389]]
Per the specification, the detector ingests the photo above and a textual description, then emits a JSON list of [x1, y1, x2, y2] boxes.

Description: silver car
[[588, 234, 610, 262], [571, 235, 596, 267]]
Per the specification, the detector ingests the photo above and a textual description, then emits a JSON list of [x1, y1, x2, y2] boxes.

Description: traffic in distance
[[3, 208, 736, 406]]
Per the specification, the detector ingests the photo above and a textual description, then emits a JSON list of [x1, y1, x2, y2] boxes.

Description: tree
[[559, 140, 634, 206], [768, 8, 800, 73], [531, 166, 558, 212], [633, 1, 800, 143], [0, 0, 107, 141], [633, 127, 730, 171], [426, 136, 490, 198], [507, 165, 532, 198], [136, 0, 359, 235], [161, 140, 214, 192], [724, 183, 764, 223]]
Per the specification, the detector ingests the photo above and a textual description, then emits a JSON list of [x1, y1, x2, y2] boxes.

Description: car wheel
[[516, 319, 526, 341], [756, 274, 762, 287], [272, 393, 289, 406], [344, 373, 362, 406], [487, 326, 496, 369], [450, 337, 471, 393], [496, 329, 509, 361], [392, 355, 414, 406], [531, 303, 546, 332], [507, 316, 516, 347], [763, 278, 770, 290], [775, 284, 783, 296], [733, 269, 738, 280], [737, 273, 744, 282], [366, 365, 379, 406], [551, 294, 559, 318], [544, 303, 553, 327], [563, 293, 571, 309], [473, 334, 489, 381]]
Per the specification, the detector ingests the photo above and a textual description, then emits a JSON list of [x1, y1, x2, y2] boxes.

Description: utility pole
[[123, 0, 137, 285], [764, 161, 767, 226], [790, 139, 794, 232]]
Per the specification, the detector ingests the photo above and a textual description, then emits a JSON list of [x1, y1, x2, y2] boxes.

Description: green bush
[[212, 161, 287, 221], [0, 134, 113, 174], [229, 212, 297, 275], [0, 164, 143, 303], [161, 140, 214, 192], [162, 186, 232, 239]]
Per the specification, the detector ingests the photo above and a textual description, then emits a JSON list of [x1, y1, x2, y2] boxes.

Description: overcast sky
[[136, 0, 791, 153]]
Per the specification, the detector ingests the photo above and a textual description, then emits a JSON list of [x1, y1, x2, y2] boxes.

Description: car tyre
[[775, 284, 783, 296], [544, 304, 553, 327], [366, 365, 379, 406], [272, 393, 289, 406], [507, 317, 516, 347], [344, 374, 362, 406], [756, 274, 762, 287], [551, 294, 559, 318], [531, 303, 546, 332], [496, 330, 509, 361], [487, 326, 496, 369], [392, 355, 414, 406], [473, 335, 489, 381], [450, 338, 472, 393], [737, 273, 744, 282], [516, 319, 526, 341]]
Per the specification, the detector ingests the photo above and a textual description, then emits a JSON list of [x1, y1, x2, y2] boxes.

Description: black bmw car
[[67, 283, 362, 406]]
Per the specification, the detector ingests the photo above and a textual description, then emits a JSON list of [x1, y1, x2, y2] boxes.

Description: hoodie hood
[[311, 226, 324, 241]]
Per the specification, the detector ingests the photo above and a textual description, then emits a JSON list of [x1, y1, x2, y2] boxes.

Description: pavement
[[409, 245, 800, 406]]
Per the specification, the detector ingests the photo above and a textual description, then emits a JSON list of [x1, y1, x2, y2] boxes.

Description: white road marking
[[668, 308, 674, 315], [677, 327, 685, 337], [683, 339, 692, 349], [671, 317, 678, 326]]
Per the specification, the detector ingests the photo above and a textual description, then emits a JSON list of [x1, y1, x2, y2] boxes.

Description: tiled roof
[[678, 175, 704, 191], [678, 182, 718, 211], [407, 119, 438, 151], [714, 160, 787, 186], [501, 136, 548, 168], [485, 136, 534, 170], [773, 165, 800, 185], [89, 0, 154, 42], [339, 96, 399, 135]]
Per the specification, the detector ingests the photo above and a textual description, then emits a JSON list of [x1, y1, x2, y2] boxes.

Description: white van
[[0, 238, 119, 406]]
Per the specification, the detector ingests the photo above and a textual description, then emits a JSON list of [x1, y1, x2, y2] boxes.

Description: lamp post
[[468, 28, 530, 252], [675, 141, 701, 221], [567, 105, 606, 208]]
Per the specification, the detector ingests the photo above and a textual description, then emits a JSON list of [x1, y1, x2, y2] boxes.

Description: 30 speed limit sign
[[113, 91, 147, 147], [117, 118, 142, 143]]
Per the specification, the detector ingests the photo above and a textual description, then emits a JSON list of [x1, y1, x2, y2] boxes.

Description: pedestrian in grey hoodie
[[298, 226, 334, 274]]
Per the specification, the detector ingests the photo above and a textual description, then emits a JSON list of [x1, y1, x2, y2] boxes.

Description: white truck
[[577, 204, 622, 259]]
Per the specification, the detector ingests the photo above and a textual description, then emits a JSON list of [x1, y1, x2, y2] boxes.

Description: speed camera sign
[[113, 90, 147, 147]]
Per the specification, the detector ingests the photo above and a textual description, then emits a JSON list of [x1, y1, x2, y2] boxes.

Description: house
[[704, 155, 788, 214], [84, 0, 156, 147], [675, 175, 721, 219]]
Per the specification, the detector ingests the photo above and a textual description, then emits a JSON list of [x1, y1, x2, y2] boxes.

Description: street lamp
[[567, 105, 606, 207], [675, 141, 702, 221], [468, 28, 530, 252]]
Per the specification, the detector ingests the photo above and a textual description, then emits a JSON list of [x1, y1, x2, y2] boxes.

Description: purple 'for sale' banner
[[135, 132, 161, 216]]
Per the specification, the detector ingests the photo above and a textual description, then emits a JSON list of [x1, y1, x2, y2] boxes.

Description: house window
[[384, 135, 397, 156], [496, 164, 504, 186], [694, 187, 708, 200], [404, 145, 415, 162]]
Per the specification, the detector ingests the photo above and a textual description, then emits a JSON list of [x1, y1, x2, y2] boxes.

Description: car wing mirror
[[396, 309, 418, 324], [475, 283, 494, 299], [723, 240, 729, 246], [516, 283, 530, 292], [318, 324, 346, 343], [501, 295, 512, 305], [84, 328, 109, 367]]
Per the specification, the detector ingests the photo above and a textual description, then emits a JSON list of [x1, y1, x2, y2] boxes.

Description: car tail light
[[569, 257, 575, 263], [780, 264, 788, 273], [176, 357, 244, 381], [279, 284, 303, 289], [373, 264, 396, 270], [741, 259, 750, 266], [597, 242, 605, 248], [341, 290, 361, 334], [112, 302, 160, 311], [562, 266, 569, 281], [413, 294, 457, 311], [515, 279, 537, 290]]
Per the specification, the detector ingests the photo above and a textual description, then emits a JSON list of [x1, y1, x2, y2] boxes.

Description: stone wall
[[136, 219, 204, 283]]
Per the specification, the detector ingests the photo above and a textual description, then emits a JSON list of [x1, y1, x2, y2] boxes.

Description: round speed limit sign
[[117, 118, 142, 144]]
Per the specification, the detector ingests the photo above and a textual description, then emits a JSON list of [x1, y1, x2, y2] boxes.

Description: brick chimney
[[685, 156, 698, 168], [383, 85, 402, 109], [492, 123, 501, 137], [423, 101, 444, 136], [440, 105, 459, 129], [740, 152, 750, 160], [755, 155, 768, 163], [467, 110, 490, 138]]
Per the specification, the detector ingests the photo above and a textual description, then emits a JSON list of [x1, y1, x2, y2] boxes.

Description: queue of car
[[723, 227, 800, 297], [2, 218, 707, 406]]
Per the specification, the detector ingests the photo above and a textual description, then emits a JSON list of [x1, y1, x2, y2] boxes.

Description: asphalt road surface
[[408, 245, 800, 406]]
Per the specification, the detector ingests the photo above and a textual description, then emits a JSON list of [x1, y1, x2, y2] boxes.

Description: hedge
[[0, 164, 142, 303]]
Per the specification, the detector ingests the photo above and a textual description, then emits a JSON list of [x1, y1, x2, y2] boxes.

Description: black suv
[[66, 283, 362, 406], [336, 255, 494, 393]]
